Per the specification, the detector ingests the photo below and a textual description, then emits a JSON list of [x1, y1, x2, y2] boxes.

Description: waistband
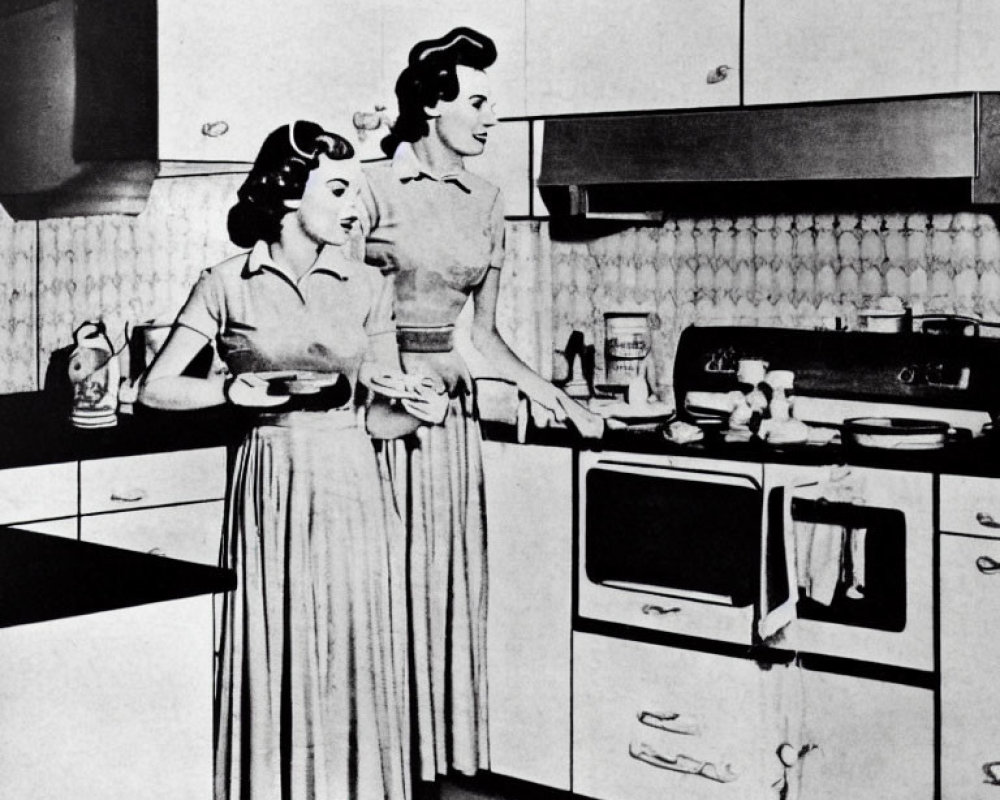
[[253, 406, 360, 430], [396, 324, 455, 353]]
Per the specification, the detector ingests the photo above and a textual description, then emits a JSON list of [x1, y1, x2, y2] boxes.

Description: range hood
[[537, 94, 1000, 219], [0, 0, 158, 220]]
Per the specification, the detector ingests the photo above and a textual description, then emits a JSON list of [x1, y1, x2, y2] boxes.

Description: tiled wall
[[5, 176, 996, 400], [549, 212, 1000, 394], [0, 174, 548, 394]]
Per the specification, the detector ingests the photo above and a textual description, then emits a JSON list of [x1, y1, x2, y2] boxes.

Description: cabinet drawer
[[81, 448, 227, 514], [0, 462, 76, 524], [573, 633, 787, 800], [81, 501, 225, 566], [940, 475, 1000, 538]]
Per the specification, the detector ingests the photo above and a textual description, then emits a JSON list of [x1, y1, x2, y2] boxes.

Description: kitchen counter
[[482, 419, 1000, 477], [0, 524, 235, 627], [5, 388, 1000, 477], [0, 391, 246, 468]]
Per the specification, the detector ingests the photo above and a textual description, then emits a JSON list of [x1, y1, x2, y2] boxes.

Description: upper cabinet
[[525, 0, 741, 117], [744, 0, 1000, 105], [380, 0, 527, 119], [158, 0, 383, 164]]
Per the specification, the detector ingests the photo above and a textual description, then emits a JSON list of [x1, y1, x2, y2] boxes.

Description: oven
[[578, 450, 933, 671]]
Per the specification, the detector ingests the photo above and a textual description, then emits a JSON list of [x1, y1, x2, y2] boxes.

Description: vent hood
[[537, 94, 1000, 219], [0, 0, 158, 220]]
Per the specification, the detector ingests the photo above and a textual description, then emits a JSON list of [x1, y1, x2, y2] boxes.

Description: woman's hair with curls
[[227, 121, 355, 248], [381, 27, 497, 157]]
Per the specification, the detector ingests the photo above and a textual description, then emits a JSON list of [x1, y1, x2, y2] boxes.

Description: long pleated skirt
[[215, 410, 411, 800], [385, 395, 489, 782]]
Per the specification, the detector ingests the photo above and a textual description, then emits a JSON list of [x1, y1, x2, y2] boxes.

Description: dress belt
[[396, 324, 455, 353]]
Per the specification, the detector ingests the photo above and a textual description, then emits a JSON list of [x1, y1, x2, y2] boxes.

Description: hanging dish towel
[[795, 521, 847, 606]]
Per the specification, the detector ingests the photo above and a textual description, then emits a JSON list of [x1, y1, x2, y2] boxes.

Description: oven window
[[585, 468, 762, 606], [787, 496, 906, 632]]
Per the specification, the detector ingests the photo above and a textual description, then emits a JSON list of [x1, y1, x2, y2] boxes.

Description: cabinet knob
[[976, 511, 1000, 529], [983, 761, 1000, 785], [976, 555, 1000, 575], [706, 64, 732, 85], [201, 121, 230, 138]]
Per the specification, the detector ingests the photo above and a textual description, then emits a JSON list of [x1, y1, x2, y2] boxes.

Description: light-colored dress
[[175, 242, 410, 800], [359, 143, 505, 781]]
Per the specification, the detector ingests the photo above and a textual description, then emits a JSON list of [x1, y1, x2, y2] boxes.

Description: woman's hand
[[400, 350, 472, 397], [529, 382, 605, 439]]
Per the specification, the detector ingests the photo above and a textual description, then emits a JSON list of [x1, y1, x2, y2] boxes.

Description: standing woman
[[359, 28, 604, 785], [140, 122, 420, 800]]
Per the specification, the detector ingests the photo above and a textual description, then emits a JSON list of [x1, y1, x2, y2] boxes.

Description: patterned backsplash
[[2, 175, 999, 399], [550, 213, 1000, 393]]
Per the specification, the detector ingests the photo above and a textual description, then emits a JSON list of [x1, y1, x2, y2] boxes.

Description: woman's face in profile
[[293, 153, 361, 247], [432, 65, 498, 158]]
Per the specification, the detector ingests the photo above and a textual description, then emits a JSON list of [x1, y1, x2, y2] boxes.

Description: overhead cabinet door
[[526, 0, 740, 116], [744, 0, 975, 105]]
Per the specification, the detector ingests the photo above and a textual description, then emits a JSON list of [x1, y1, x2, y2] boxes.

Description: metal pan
[[842, 417, 951, 450]]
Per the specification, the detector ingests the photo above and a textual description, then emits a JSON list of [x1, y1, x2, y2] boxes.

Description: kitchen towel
[[795, 521, 847, 606]]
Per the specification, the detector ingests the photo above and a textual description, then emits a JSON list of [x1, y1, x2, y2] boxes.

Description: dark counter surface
[[481, 420, 1000, 477], [0, 526, 236, 628], [0, 391, 246, 468]]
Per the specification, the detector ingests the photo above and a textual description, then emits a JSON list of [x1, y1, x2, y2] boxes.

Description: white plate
[[369, 372, 439, 400], [592, 400, 675, 421], [253, 370, 344, 395]]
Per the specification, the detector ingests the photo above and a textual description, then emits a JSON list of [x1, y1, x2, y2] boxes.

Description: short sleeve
[[362, 269, 399, 370], [174, 268, 223, 340], [487, 188, 506, 272]]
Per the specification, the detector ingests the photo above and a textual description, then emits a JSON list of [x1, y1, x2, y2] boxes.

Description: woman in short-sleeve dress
[[359, 29, 605, 785], [141, 122, 420, 800]]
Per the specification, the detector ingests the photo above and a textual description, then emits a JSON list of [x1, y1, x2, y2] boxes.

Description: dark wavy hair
[[381, 27, 497, 157], [228, 121, 355, 248]]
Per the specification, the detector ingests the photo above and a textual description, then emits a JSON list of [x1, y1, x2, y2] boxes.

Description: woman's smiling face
[[431, 65, 498, 158], [291, 153, 361, 247]]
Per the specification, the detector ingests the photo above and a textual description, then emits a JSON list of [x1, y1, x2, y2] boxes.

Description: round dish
[[255, 370, 344, 396], [842, 417, 951, 450]]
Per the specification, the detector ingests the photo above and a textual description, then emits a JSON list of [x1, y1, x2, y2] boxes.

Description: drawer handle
[[976, 512, 1000, 529], [976, 556, 1000, 575], [638, 710, 700, 736], [642, 603, 681, 617], [628, 741, 738, 783], [147, 547, 165, 557], [984, 761, 1000, 785], [110, 488, 148, 503]]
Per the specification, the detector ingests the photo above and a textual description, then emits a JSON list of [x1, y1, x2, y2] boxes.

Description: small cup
[[737, 359, 768, 386]]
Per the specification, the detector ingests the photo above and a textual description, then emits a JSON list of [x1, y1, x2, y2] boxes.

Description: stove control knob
[[898, 366, 918, 385]]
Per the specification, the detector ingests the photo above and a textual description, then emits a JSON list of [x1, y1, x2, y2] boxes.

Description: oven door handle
[[642, 603, 682, 617]]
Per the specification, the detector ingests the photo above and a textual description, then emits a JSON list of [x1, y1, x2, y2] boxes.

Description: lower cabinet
[[573, 633, 790, 800], [941, 533, 1000, 798], [0, 595, 214, 800], [482, 440, 572, 790], [795, 667, 934, 799], [80, 501, 225, 565]]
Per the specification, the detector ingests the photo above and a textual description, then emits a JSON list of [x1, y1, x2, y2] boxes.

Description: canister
[[604, 312, 651, 385]]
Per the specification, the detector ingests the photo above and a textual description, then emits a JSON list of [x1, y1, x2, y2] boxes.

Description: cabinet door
[[482, 440, 571, 790], [158, 0, 382, 163], [573, 633, 788, 800], [0, 596, 214, 800], [80, 447, 227, 515], [941, 534, 1000, 798], [798, 668, 934, 799], [80, 501, 225, 566], [380, 0, 527, 119], [0, 461, 76, 524], [744, 0, 965, 105], [526, 0, 740, 117], [466, 120, 531, 217]]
